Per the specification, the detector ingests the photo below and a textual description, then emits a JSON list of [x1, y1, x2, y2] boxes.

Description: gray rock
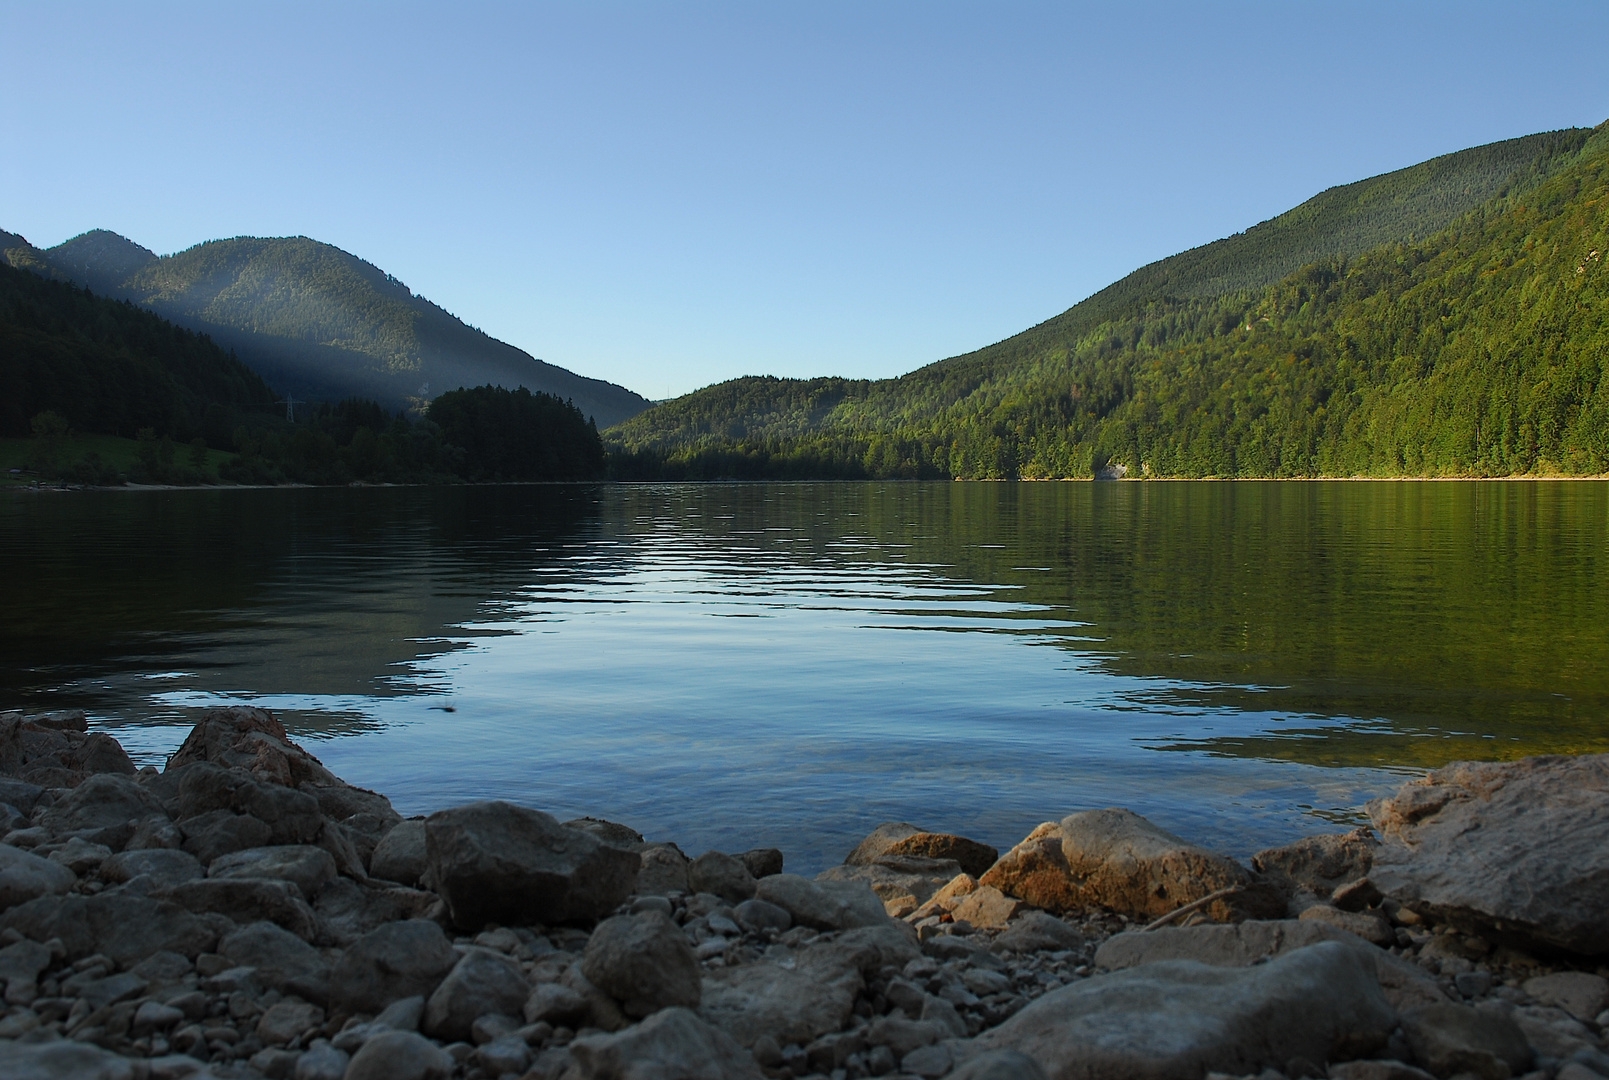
[[163, 877, 318, 939], [178, 809, 274, 864], [563, 816, 645, 848], [1327, 1063, 1439, 1080], [166, 705, 341, 788], [0, 937, 52, 990], [221, 921, 331, 1003], [131, 999, 185, 1036], [0, 842, 76, 911], [1522, 972, 1609, 1024], [312, 877, 438, 947], [817, 856, 963, 919], [525, 981, 590, 1025], [979, 808, 1284, 922], [688, 851, 759, 903], [972, 941, 1396, 1078], [46, 836, 111, 875], [949, 1049, 1050, 1080], [1252, 827, 1378, 900], [0, 892, 215, 964], [172, 761, 325, 846], [846, 823, 999, 879], [582, 910, 702, 1017], [1400, 1003, 1532, 1080], [345, 1029, 454, 1080], [38, 773, 169, 849], [1094, 917, 1448, 1013], [209, 845, 337, 900], [0, 777, 44, 813], [698, 926, 913, 1048], [1369, 753, 1609, 955], [568, 1006, 764, 1079], [738, 848, 784, 878], [477, 1035, 532, 1075], [636, 842, 690, 896], [424, 800, 640, 929], [1298, 903, 1395, 947], [0, 1039, 137, 1080], [99, 847, 203, 890], [846, 822, 923, 864], [866, 1014, 945, 1057], [754, 873, 890, 931], [734, 897, 792, 933], [294, 1041, 351, 1080], [71, 969, 148, 1010], [902, 1043, 955, 1078], [257, 999, 325, 1045], [369, 820, 427, 886], [0, 802, 26, 834], [330, 918, 459, 1014], [423, 947, 530, 1042], [994, 910, 1086, 953]]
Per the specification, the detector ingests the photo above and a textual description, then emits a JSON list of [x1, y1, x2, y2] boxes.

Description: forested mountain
[[0, 259, 274, 440], [611, 123, 1609, 478], [0, 231, 651, 427]]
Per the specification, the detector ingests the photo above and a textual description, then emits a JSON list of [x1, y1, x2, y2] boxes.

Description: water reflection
[[2, 481, 1605, 870]]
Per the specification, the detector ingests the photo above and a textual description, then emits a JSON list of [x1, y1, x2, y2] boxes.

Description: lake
[[3, 480, 1606, 873]]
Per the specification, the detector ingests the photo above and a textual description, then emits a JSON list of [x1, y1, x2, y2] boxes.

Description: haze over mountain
[[0, 231, 651, 428], [611, 123, 1609, 479]]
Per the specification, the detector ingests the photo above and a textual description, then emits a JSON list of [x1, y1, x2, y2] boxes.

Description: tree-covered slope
[[610, 123, 1609, 478], [0, 260, 275, 440], [0, 231, 651, 427]]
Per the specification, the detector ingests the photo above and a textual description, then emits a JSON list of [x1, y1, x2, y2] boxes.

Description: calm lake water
[[3, 481, 1607, 872]]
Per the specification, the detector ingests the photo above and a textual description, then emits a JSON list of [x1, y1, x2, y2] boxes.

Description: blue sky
[[3, 3, 1606, 399]]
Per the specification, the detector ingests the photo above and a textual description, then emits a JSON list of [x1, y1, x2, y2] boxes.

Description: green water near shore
[[2, 481, 1606, 870]]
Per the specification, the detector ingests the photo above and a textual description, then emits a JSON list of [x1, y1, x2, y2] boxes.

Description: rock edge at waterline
[[1, 704, 1607, 1080]]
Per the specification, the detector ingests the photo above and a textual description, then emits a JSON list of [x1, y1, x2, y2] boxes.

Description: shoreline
[[2, 705, 1607, 1079]]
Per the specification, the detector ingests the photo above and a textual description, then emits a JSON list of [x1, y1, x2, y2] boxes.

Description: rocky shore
[[1, 707, 1607, 1080]]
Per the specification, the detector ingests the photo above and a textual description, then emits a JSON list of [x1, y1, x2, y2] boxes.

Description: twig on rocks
[[1140, 886, 1243, 932]]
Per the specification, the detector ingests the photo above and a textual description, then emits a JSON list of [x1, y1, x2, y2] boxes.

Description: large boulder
[[424, 801, 639, 929], [636, 842, 691, 896], [1093, 918, 1447, 1012], [369, 820, 427, 887], [166, 705, 340, 787], [970, 941, 1395, 1078], [0, 1039, 139, 1080], [569, 1007, 764, 1080], [37, 773, 169, 849], [423, 949, 531, 1042], [978, 809, 1283, 922], [162, 878, 318, 939], [0, 893, 215, 964], [169, 762, 325, 848], [688, 851, 758, 903], [1252, 826, 1378, 901], [329, 918, 459, 1015], [99, 848, 203, 891], [846, 822, 1000, 879], [0, 711, 136, 789], [313, 878, 439, 947], [208, 845, 337, 899], [345, 1029, 453, 1080], [817, 856, 963, 919], [1399, 1004, 1532, 1080], [220, 921, 331, 1003], [582, 910, 702, 1018], [0, 843, 76, 911], [1368, 754, 1609, 955], [754, 874, 889, 931], [699, 925, 915, 1048]]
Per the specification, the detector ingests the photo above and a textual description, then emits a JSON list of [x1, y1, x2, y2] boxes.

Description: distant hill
[[0, 231, 651, 427], [611, 123, 1609, 478]]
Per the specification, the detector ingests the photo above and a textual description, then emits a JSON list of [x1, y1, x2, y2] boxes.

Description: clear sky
[[3, 2, 1607, 399]]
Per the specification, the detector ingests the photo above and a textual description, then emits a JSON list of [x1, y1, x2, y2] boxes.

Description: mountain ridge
[[0, 230, 651, 427], [610, 121, 1609, 478]]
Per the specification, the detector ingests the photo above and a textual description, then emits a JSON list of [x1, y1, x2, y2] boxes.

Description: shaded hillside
[[610, 123, 1609, 478], [0, 260, 274, 440], [0, 231, 651, 427]]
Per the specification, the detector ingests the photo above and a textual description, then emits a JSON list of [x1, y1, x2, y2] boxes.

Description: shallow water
[[3, 481, 1606, 872]]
